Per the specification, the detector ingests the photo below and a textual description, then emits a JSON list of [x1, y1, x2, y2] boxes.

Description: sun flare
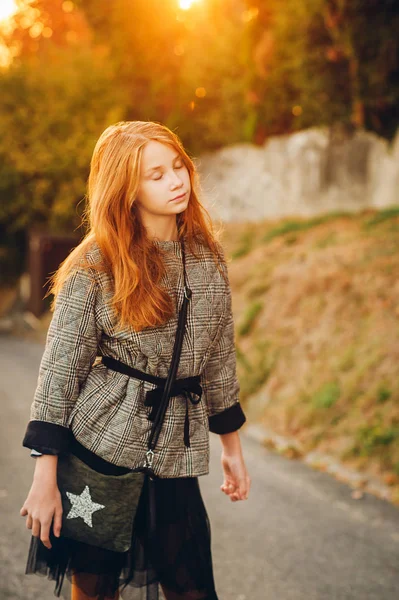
[[179, 0, 201, 10], [0, 0, 18, 22]]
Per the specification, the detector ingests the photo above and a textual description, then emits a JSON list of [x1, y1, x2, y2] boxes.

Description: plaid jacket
[[22, 237, 246, 478]]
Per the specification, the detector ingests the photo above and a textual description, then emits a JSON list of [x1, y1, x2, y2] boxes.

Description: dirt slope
[[221, 207, 399, 503]]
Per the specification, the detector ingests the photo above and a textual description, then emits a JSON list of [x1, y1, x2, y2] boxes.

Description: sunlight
[[179, 0, 201, 10], [0, 0, 18, 22]]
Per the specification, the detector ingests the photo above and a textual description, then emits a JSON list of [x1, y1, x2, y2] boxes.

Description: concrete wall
[[197, 125, 399, 222]]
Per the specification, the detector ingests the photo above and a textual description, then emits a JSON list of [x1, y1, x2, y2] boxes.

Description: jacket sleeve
[[22, 264, 102, 455], [200, 256, 246, 434]]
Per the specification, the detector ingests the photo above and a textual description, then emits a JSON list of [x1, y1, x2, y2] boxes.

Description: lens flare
[[0, 0, 18, 22], [179, 0, 201, 10]]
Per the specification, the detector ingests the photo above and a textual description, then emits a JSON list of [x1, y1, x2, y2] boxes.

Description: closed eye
[[152, 164, 184, 180]]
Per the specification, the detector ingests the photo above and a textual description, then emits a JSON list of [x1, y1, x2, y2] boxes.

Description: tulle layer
[[24, 473, 219, 600]]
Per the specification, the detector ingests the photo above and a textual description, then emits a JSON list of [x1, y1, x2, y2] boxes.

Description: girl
[[20, 121, 251, 600]]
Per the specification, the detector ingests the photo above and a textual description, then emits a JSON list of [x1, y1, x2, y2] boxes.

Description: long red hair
[[45, 121, 227, 332]]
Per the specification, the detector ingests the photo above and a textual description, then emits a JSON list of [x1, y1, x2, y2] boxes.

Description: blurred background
[[1, 0, 399, 564]]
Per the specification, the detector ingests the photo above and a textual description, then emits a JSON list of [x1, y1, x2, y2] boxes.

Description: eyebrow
[[145, 154, 182, 175]]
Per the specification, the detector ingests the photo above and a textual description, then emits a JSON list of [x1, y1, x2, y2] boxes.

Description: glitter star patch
[[65, 485, 105, 527]]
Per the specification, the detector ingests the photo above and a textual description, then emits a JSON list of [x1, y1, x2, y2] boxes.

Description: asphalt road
[[1, 336, 398, 600]]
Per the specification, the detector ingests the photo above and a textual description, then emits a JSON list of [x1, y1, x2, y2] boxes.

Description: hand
[[20, 477, 63, 549], [220, 450, 251, 502]]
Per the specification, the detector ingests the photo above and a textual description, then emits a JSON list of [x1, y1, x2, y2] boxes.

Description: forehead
[[141, 140, 180, 170]]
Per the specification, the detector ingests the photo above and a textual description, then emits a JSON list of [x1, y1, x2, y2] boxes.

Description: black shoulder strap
[[145, 240, 192, 464]]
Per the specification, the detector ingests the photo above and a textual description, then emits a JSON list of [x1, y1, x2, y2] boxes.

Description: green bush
[[355, 423, 399, 455], [238, 301, 263, 337], [311, 381, 341, 409]]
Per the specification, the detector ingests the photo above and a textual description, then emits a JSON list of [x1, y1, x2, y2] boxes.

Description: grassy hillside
[[221, 207, 399, 503]]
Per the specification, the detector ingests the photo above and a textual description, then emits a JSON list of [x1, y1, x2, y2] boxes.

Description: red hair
[[45, 121, 227, 332]]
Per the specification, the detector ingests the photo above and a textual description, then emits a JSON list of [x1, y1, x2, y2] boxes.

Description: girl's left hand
[[220, 451, 251, 502]]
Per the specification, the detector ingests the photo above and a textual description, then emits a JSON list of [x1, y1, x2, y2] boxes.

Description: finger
[[20, 506, 28, 516], [239, 479, 249, 499], [235, 481, 248, 501], [26, 514, 32, 530], [229, 480, 244, 500], [53, 506, 63, 537], [221, 478, 234, 488], [40, 520, 52, 549], [241, 474, 251, 498], [32, 518, 40, 538], [221, 482, 235, 494], [244, 476, 251, 499], [225, 481, 237, 492]]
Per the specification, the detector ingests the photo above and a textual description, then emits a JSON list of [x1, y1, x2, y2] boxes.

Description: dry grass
[[221, 206, 399, 502]]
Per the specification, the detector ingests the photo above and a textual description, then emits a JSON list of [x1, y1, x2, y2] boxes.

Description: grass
[[247, 280, 271, 300], [313, 231, 338, 249], [376, 384, 392, 404], [335, 345, 356, 372], [237, 301, 263, 337], [311, 381, 341, 409], [352, 423, 399, 456], [362, 205, 399, 228], [231, 230, 256, 259], [261, 211, 353, 243], [236, 339, 276, 401], [225, 206, 399, 500]]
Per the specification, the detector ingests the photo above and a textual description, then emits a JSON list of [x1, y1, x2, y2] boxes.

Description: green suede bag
[[56, 453, 147, 552]]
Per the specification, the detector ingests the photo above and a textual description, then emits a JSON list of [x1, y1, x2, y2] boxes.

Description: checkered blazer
[[22, 237, 246, 478]]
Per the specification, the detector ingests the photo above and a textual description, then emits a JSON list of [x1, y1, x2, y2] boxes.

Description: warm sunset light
[[179, 0, 201, 10], [0, 0, 18, 22]]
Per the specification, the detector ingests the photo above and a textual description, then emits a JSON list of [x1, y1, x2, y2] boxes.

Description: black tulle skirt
[[24, 469, 219, 600]]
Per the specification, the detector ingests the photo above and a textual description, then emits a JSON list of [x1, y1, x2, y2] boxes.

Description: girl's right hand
[[20, 458, 63, 549]]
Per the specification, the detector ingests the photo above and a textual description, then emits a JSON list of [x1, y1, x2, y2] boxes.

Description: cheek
[[138, 183, 162, 207], [183, 169, 191, 188]]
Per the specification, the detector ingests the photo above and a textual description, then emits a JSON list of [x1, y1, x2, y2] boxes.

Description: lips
[[170, 192, 186, 201]]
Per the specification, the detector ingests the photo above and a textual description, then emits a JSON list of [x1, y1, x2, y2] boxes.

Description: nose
[[169, 169, 183, 188]]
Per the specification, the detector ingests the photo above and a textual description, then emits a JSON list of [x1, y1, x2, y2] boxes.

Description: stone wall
[[197, 125, 399, 222]]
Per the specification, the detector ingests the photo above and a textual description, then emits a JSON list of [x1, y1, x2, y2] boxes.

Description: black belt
[[101, 355, 202, 448]]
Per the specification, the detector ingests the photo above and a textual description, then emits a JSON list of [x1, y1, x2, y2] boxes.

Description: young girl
[[19, 120, 251, 600]]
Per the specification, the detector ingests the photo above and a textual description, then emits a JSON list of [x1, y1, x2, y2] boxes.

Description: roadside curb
[[242, 423, 397, 506]]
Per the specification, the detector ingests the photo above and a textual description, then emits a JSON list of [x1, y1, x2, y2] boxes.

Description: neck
[[146, 224, 180, 242]]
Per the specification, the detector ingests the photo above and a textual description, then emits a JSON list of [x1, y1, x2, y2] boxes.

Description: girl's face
[[136, 140, 191, 222]]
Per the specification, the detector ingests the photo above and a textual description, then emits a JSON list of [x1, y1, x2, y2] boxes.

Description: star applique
[[65, 485, 105, 527]]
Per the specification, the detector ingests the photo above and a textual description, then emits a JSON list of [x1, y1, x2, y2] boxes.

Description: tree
[[245, 0, 399, 140]]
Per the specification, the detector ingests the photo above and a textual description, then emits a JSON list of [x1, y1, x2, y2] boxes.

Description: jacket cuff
[[22, 420, 73, 454], [208, 402, 247, 434], [30, 449, 43, 457], [30, 448, 58, 456]]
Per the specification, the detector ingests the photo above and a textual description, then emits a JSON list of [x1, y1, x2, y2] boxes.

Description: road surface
[[0, 336, 398, 599]]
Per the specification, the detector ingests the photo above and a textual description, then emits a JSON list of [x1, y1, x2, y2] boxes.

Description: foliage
[[311, 381, 341, 409], [353, 422, 399, 455], [237, 300, 263, 337], [0, 0, 398, 281], [362, 206, 399, 228], [226, 209, 399, 489], [246, 0, 399, 140], [0, 47, 126, 282], [236, 338, 276, 401], [261, 211, 353, 243]]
